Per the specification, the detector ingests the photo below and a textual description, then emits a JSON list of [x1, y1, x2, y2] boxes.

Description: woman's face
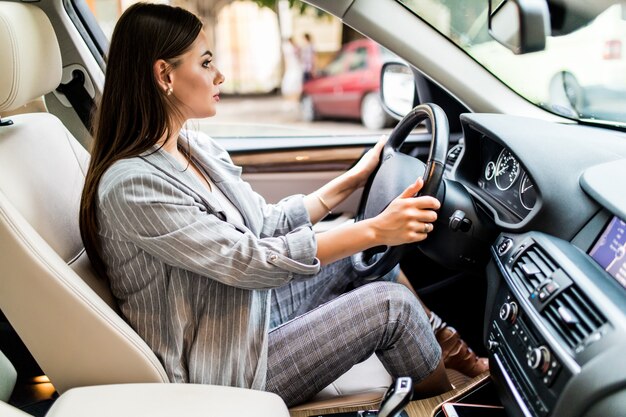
[[169, 30, 224, 120]]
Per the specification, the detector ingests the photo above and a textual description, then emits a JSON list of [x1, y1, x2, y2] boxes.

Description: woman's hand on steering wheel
[[368, 177, 440, 247], [347, 135, 389, 189]]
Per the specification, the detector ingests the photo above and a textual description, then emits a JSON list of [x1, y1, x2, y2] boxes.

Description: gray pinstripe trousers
[[267, 258, 441, 406]]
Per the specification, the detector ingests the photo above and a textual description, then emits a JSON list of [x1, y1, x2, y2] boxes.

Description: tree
[[253, 0, 310, 13], [177, 0, 314, 42]]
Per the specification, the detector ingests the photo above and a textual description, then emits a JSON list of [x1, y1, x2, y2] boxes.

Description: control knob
[[528, 346, 551, 374], [488, 340, 500, 352], [499, 301, 518, 324]]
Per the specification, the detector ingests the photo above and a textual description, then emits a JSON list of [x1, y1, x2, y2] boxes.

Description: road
[[204, 94, 393, 136]]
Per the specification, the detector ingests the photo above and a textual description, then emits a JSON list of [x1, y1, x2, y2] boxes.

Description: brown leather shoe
[[435, 324, 489, 378]]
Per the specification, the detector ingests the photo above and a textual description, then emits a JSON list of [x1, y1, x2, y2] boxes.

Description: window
[[349, 47, 368, 71], [71, 0, 395, 136]]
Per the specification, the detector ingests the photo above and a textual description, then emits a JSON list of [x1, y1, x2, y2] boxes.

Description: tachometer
[[484, 161, 496, 181], [495, 149, 520, 191], [519, 173, 537, 210]]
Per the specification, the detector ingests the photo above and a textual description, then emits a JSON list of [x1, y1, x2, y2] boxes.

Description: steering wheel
[[350, 103, 449, 279]]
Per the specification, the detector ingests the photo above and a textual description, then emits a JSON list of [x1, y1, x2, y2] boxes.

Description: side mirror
[[380, 62, 415, 119], [488, 0, 551, 54]]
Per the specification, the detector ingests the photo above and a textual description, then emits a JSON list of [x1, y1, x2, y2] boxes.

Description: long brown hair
[[80, 2, 202, 278]]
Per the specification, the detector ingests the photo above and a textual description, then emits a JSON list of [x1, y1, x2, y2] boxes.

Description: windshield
[[399, 0, 626, 128]]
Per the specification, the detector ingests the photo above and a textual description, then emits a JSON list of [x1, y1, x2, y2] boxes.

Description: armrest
[[45, 383, 289, 417]]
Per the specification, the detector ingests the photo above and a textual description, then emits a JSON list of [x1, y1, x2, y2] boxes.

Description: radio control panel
[[488, 290, 571, 417]]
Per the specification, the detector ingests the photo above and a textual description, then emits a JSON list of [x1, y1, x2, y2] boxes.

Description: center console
[[485, 229, 625, 417], [487, 269, 575, 417]]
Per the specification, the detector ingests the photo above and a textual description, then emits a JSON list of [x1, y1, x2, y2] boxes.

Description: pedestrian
[[301, 32, 315, 82], [281, 36, 303, 107]]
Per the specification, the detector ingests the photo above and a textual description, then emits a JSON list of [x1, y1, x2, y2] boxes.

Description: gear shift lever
[[377, 377, 413, 417]]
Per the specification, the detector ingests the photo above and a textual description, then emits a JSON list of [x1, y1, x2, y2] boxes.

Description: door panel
[[242, 171, 361, 234], [241, 170, 362, 212], [231, 147, 365, 173], [233, 147, 366, 228]]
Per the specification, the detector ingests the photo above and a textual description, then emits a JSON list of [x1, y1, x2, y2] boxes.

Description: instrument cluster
[[477, 141, 538, 219]]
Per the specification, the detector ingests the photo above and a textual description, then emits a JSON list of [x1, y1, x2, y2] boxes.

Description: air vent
[[542, 285, 606, 351], [511, 245, 556, 294]]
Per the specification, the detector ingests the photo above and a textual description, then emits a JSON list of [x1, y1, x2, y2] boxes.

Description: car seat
[[0, 349, 30, 417], [0, 0, 169, 393], [0, 350, 17, 403], [0, 347, 288, 417]]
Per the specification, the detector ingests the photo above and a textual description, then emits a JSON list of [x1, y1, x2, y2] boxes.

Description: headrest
[[0, 2, 62, 113]]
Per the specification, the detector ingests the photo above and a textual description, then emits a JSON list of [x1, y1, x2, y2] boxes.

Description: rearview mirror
[[488, 0, 551, 54], [380, 62, 415, 119]]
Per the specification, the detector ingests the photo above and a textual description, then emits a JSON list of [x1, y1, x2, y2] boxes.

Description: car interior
[[1, 0, 625, 417]]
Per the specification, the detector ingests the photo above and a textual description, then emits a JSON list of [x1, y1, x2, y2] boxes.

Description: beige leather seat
[[1, 383, 290, 417], [0, 0, 403, 409], [0, 350, 17, 403], [0, 350, 26, 417], [0, 2, 168, 394], [2, 345, 286, 417]]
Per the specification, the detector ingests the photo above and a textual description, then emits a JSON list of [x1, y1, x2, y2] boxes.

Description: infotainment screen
[[589, 216, 626, 288]]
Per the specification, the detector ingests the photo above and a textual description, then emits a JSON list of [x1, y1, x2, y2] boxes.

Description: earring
[[166, 87, 173, 96]]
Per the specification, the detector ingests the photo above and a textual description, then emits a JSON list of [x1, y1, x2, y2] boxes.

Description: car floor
[[9, 378, 56, 417]]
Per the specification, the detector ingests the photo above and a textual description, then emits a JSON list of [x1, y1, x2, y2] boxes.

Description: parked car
[[466, 3, 626, 119], [300, 38, 396, 130]]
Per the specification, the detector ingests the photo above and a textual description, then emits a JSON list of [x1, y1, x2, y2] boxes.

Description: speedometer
[[519, 173, 537, 210], [495, 149, 520, 191]]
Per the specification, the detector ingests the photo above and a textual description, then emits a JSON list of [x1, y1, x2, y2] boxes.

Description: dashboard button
[[497, 237, 513, 256]]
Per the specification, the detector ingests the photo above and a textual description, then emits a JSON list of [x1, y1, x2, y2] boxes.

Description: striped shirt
[[97, 131, 321, 389]]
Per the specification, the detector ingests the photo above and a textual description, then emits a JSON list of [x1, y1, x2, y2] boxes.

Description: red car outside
[[300, 38, 397, 130]]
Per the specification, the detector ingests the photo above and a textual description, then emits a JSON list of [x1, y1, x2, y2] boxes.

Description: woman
[[80, 3, 482, 407]]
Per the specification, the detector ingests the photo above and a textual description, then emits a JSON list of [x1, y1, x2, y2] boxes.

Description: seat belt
[[56, 69, 95, 132]]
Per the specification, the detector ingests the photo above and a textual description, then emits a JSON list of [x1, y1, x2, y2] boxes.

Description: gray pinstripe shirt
[[97, 132, 321, 389]]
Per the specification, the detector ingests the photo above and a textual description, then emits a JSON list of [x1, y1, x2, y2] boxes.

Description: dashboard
[[477, 141, 537, 219], [447, 114, 626, 417]]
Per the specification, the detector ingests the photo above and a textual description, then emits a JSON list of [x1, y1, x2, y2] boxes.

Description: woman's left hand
[[348, 135, 388, 189]]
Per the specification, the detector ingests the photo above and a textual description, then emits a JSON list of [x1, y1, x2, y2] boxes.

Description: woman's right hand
[[315, 177, 440, 265], [367, 177, 440, 247]]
